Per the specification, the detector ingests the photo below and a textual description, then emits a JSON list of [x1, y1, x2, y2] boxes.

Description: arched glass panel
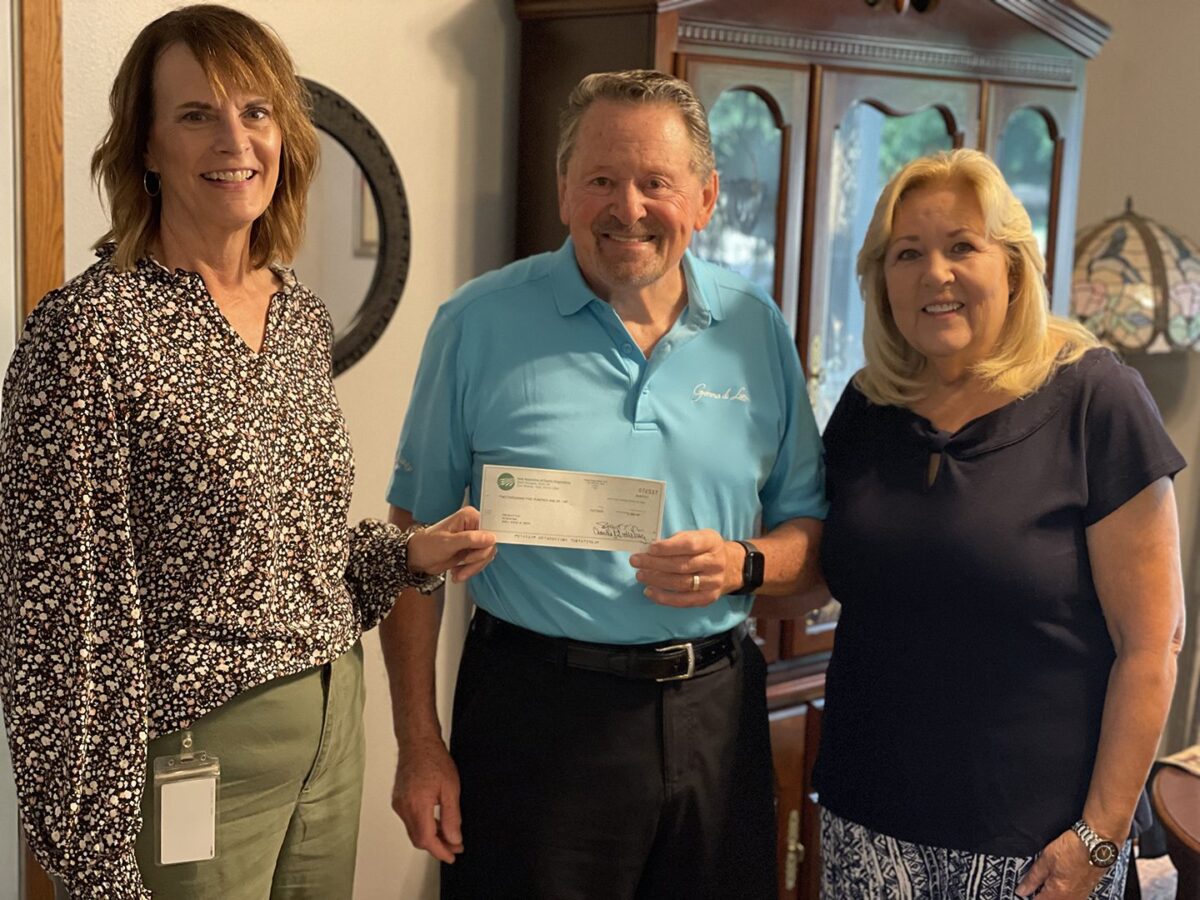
[[995, 107, 1055, 259], [692, 88, 782, 298], [813, 103, 953, 427]]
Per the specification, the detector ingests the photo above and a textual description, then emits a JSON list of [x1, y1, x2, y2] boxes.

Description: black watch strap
[[733, 539, 764, 595]]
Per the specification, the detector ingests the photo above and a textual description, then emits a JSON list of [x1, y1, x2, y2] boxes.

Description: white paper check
[[480, 465, 666, 552]]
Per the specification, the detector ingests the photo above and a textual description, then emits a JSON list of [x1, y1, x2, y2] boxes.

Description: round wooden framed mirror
[[297, 79, 411, 375]]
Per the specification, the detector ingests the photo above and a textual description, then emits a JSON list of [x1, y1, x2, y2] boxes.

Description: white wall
[[1076, 0, 1200, 751], [1, 0, 21, 894], [291, 131, 377, 335], [61, 1, 518, 896]]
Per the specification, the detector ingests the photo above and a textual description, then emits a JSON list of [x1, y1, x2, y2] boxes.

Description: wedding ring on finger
[[690, 573, 700, 592]]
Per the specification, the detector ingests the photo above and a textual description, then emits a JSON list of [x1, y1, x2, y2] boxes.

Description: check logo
[[692, 383, 750, 404]]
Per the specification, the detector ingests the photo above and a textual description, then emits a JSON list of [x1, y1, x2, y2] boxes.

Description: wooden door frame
[[20, 0, 63, 317], [16, 2, 63, 898]]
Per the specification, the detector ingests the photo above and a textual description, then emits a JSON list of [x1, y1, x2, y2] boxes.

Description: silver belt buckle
[[655, 642, 696, 682]]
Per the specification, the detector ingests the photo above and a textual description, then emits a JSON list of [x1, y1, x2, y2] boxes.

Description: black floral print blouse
[[0, 246, 430, 899]]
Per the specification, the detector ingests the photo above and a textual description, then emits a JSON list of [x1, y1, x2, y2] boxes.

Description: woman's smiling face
[[144, 42, 281, 240], [884, 178, 1012, 371]]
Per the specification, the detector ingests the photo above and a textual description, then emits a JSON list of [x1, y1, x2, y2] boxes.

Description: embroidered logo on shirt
[[394, 450, 414, 473], [692, 383, 750, 404]]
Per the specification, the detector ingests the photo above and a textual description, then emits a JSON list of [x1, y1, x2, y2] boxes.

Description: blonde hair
[[557, 70, 715, 179], [91, 4, 318, 271], [854, 148, 1097, 406]]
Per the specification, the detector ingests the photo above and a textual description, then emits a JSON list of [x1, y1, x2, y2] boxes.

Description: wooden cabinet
[[768, 704, 807, 899], [513, 2, 1109, 895], [768, 694, 826, 898]]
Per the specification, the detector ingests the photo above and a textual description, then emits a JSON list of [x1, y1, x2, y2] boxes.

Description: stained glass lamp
[[1072, 199, 1200, 353]]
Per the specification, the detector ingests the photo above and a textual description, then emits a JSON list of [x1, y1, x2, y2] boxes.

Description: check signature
[[592, 521, 649, 542]]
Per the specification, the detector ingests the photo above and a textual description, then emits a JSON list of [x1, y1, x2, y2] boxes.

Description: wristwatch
[[1070, 819, 1119, 868], [732, 540, 764, 595]]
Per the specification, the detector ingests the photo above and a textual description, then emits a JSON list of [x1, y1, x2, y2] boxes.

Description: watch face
[[735, 541, 764, 594], [744, 550, 764, 590], [1090, 841, 1119, 868]]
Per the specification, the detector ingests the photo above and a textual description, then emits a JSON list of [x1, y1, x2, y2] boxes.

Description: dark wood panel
[[749, 616, 782, 665], [785, 616, 836, 658], [654, 9, 678, 73], [23, 843, 54, 900], [797, 63, 821, 373], [777, 584, 836, 659], [682, 0, 1099, 59], [515, 13, 659, 258], [766, 668, 826, 710], [516, 0, 1110, 60], [769, 704, 807, 900], [799, 699, 825, 899], [516, 0, 666, 18], [799, 793, 822, 900]]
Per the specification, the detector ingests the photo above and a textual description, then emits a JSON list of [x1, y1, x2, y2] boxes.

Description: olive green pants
[[133, 643, 365, 900]]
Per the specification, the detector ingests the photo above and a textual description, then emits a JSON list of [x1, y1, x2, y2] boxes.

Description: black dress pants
[[440, 613, 777, 900]]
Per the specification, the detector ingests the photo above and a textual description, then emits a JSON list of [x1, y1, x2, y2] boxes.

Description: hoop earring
[[143, 170, 161, 197]]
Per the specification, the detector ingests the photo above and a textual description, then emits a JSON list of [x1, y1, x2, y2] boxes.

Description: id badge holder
[[152, 729, 220, 866]]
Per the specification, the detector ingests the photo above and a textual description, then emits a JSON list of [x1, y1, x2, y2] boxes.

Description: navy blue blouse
[[814, 348, 1185, 855]]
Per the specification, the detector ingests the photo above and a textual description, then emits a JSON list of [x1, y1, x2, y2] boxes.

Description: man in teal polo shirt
[[382, 70, 826, 899]]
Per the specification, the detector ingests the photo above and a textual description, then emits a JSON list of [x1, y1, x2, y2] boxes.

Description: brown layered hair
[[91, 4, 318, 270], [855, 149, 1098, 406]]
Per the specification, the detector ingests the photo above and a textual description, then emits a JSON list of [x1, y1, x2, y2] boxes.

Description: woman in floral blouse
[[0, 6, 495, 898]]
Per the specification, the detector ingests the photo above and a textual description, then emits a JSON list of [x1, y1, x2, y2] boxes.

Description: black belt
[[471, 608, 745, 682]]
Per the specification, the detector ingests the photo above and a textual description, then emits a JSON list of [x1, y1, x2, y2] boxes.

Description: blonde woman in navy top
[[815, 149, 1185, 900]]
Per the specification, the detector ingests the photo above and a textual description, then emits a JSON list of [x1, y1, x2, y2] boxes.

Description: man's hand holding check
[[629, 529, 745, 608]]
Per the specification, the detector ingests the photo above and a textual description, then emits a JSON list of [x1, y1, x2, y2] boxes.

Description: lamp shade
[[1072, 199, 1200, 353]]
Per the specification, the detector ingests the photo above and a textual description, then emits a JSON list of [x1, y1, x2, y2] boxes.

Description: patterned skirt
[[820, 808, 1130, 900]]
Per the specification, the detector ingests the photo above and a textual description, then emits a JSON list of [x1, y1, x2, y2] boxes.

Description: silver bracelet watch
[[1070, 819, 1119, 868]]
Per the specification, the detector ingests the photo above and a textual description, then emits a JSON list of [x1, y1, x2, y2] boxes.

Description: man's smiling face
[[557, 100, 717, 301]]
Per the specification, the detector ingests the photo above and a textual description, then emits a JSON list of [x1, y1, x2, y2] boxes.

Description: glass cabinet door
[[985, 84, 1077, 314], [685, 60, 810, 331], [794, 72, 979, 659], [690, 88, 782, 298], [994, 108, 1056, 259], [813, 101, 956, 427], [806, 72, 979, 430]]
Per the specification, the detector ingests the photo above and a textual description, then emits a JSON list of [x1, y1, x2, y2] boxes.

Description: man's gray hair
[[556, 70, 716, 179]]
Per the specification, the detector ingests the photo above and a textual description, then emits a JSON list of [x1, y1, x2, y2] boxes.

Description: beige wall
[[60, 1, 518, 896], [1077, 0, 1200, 751], [1077, 0, 1200, 240]]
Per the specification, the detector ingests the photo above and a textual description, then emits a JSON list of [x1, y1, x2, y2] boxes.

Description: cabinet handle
[[784, 808, 805, 890]]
